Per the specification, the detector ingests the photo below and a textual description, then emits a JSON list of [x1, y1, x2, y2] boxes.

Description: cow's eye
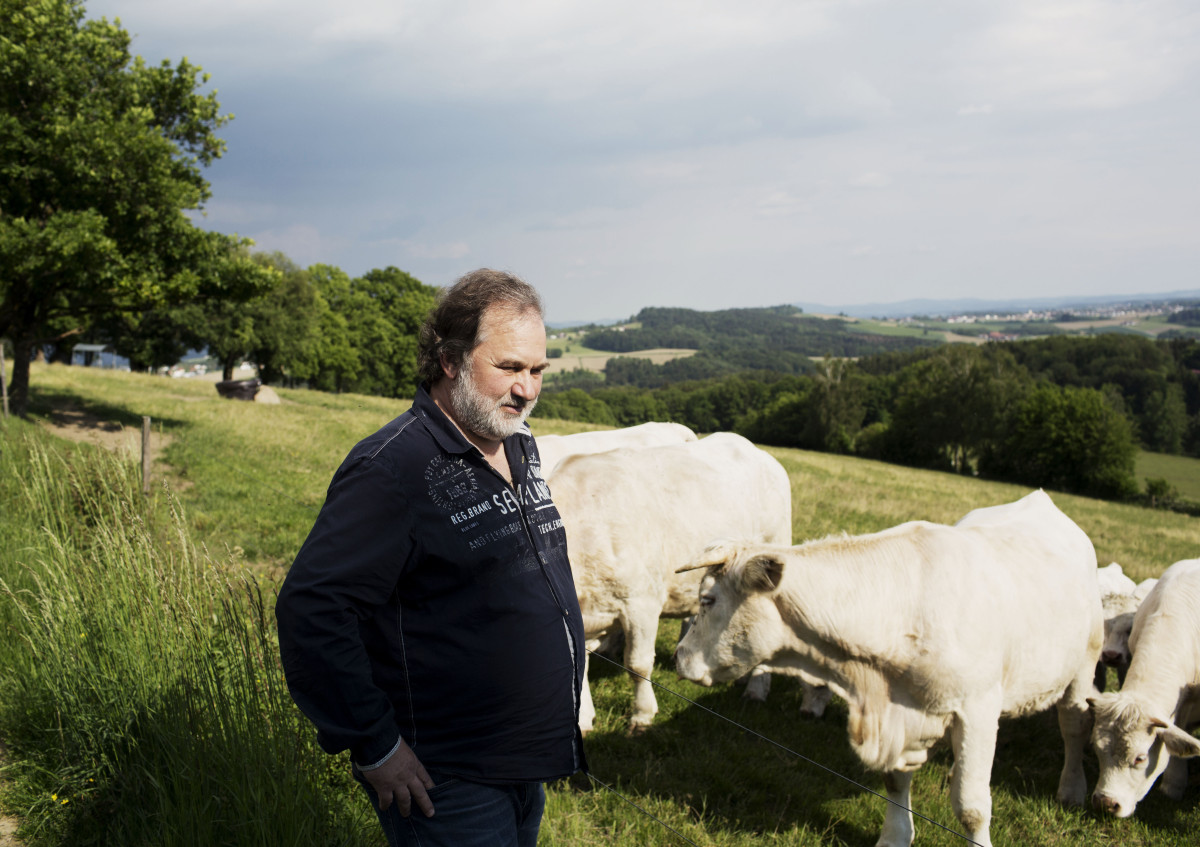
[[1133, 754, 1148, 767], [699, 595, 715, 608]]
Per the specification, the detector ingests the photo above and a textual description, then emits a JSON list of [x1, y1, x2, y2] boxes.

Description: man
[[276, 269, 587, 847]]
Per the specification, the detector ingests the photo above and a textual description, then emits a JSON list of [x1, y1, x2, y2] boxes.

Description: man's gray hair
[[417, 268, 544, 385]]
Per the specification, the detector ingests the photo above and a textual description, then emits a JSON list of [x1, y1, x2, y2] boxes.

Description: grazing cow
[[674, 490, 1101, 847], [1097, 592, 1139, 690], [1090, 559, 1200, 817], [1096, 576, 1162, 691], [549, 432, 792, 731], [535, 421, 697, 478], [1097, 562, 1137, 596]]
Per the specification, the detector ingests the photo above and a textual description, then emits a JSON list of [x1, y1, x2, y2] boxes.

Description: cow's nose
[[1092, 791, 1121, 816], [1100, 650, 1122, 665]]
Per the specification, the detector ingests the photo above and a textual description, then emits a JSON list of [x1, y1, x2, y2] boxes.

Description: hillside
[[3, 363, 1199, 846]]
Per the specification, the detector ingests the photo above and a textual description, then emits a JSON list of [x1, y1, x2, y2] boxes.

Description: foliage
[[1173, 307, 1200, 327], [878, 345, 1028, 474], [0, 0, 275, 413], [980, 383, 1140, 500], [1003, 335, 1200, 455], [532, 388, 619, 426], [582, 305, 936, 370]]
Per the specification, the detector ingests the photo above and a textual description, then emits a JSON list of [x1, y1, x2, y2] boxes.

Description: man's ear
[[439, 352, 459, 380]]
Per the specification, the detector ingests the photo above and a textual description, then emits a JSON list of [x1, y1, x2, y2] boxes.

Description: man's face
[[447, 306, 548, 442]]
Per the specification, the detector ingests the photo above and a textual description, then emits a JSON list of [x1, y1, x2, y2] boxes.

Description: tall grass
[[0, 431, 373, 846]]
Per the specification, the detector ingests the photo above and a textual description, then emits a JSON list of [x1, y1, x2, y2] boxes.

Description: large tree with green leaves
[[0, 0, 273, 414]]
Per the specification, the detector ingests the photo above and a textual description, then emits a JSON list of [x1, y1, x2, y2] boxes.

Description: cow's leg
[[948, 696, 999, 847], [1055, 678, 1094, 806], [743, 666, 771, 701], [622, 600, 662, 729], [800, 683, 832, 718], [877, 770, 915, 847], [578, 653, 595, 735]]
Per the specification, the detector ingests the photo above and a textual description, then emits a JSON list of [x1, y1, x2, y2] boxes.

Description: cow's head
[[673, 540, 789, 687], [1100, 593, 1138, 668], [1089, 693, 1200, 817]]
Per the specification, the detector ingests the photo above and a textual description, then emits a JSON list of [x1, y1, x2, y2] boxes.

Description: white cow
[[1097, 576, 1161, 691], [1097, 562, 1137, 596], [535, 421, 697, 478], [1090, 559, 1200, 817], [674, 490, 1101, 847], [548, 432, 793, 732]]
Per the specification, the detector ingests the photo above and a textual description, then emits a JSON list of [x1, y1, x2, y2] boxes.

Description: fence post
[[0, 340, 8, 419], [142, 415, 152, 495]]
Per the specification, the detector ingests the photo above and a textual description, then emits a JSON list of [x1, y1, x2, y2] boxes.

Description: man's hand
[[362, 739, 436, 817]]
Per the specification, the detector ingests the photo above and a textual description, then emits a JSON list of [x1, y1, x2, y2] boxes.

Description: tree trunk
[[10, 336, 33, 417], [223, 361, 234, 381]]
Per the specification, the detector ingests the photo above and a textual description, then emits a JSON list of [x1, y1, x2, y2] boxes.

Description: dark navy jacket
[[276, 387, 586, 783]]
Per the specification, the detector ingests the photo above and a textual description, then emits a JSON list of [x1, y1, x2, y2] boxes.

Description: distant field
[[1137, 450, 1200, 501], [543, 340, 696, 374]]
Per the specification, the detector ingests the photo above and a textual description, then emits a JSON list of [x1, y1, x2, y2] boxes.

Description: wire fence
[[586, 650, 983, 847], [148, 422, 982, 847]]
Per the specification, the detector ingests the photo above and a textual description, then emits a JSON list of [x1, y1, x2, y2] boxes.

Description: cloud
[[849, 172, 892, 189], [87, 0, 1200, 320]]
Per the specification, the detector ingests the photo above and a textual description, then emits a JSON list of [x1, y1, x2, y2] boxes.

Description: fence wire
[[164, 428, 982, 846], [586, 649, 984, 847]]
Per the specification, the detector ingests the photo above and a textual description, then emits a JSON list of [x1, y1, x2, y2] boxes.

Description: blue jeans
[[353, 767, 545, 847]]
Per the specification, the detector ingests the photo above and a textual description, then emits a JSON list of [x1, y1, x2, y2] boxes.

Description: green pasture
[[1, 363, 1199, 846], [1137, 451, 1200, 503]]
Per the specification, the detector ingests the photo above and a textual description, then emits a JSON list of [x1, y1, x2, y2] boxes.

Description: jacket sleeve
[[275, 453, 414, 766]]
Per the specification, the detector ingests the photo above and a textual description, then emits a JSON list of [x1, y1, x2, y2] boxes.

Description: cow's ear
[[742, 554, 785, 593], [1153, 720, 1200, 758]]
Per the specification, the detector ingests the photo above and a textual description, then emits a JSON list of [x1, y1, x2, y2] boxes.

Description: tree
[[980, 383, 1139, 500], [0, 0, 273, 413], [882, 345, 1027, 473], [355, 267, 437, 397]]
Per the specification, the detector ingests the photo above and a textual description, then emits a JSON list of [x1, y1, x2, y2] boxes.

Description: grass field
[[544, 336, 697, 375], [1137, 450, 1200, 502], [2, 362, 1199, 846]]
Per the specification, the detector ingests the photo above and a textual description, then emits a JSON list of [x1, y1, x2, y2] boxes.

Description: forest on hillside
[[537, 328, 1200, 508]]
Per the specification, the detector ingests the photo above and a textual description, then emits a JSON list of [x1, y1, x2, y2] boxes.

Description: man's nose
[[512, 373, 537, 398]]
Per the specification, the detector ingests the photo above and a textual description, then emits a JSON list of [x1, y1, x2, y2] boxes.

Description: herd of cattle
[[534, 422, 1200, 847]]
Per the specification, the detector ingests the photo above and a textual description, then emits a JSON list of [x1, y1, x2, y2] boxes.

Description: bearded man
[[276, 269, 587, 847]]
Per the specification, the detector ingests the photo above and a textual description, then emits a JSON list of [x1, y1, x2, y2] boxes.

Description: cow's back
[[536, 421, 697, 477], [950, 491, 1101, 713], [1126, 559, 1200, 687], [551, 432, 791, 622]]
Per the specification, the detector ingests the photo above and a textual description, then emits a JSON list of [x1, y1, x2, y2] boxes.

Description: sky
[[85, 0, 1200, 324]]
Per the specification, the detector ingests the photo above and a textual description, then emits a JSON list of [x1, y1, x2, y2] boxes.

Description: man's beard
[[449, 360, 538, 442]]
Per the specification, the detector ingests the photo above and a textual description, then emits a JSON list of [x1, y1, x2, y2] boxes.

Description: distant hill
[[795, 289, 1200, 319]]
